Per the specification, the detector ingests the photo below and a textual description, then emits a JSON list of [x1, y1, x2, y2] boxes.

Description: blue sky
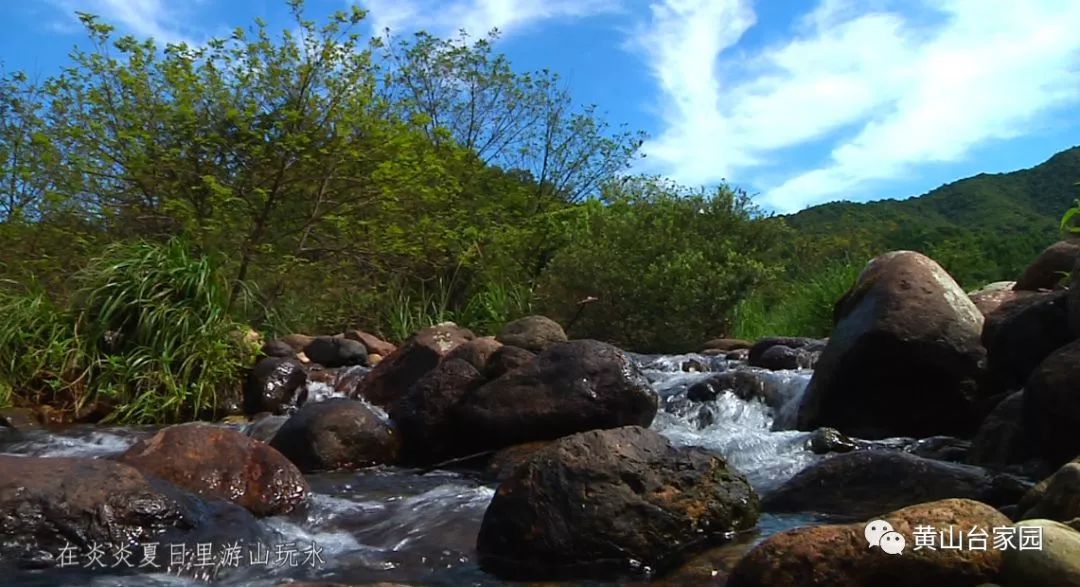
[[2, 0, 1079, 213]]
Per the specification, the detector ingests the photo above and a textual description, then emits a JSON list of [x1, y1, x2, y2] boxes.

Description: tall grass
[[382, 278, 535, 341], [0, 240, 255, 423], [732, 259, 864, 340]]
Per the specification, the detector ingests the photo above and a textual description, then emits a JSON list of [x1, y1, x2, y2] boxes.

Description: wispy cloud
[[634, 0, 1080, 211], [46, 0, 200, 45], [359, 0, 620, 38]]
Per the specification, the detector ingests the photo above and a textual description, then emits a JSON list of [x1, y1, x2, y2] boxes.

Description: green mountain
[[784, 146, 1080, 286]]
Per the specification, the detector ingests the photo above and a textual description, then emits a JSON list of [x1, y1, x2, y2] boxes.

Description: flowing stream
[[1, 353, 837, 586]]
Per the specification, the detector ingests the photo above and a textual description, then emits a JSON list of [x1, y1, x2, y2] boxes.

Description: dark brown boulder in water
[[118, 423, 308, 516]]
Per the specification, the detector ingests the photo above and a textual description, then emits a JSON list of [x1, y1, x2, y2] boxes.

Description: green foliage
[[732, 259, 864, 340], [787, 148, 1080, 289], [537, 177, 788, 353], [0, 241, 253, 423]]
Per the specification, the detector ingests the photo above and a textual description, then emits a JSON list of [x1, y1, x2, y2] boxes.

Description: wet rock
[[748, 337, 824, 368], [754, 345, 804, 370], [728, 498, 1010, 587], [476, 426, 760, 580], [303, 336, 367, 368], [1019, 461, 1080, 522], [353, 323, 474, 407], [805, 427, 858, 455], [260, 339, 296, 358], [703, 338, 753, 352], [244, 357, 307, 416], [1001, 519, 1080, 587], [1015, 241, 1080, 291], [797, 251, 988, 439], [343, 329, 397, 357], [495, 315, 567, 353], [269, 398, 400, 472], [485, 345, 536, 379], [387, 358, 486, 464], [905, 436, 970, 463], [686, 367, 800, 411], [244, 414, 289, 443], [483, 440, 554, 483], [763, 450, 1030, 518], [444, 336, 503, 372], [457, 340, 658, 451], [982, 290, 1073, 394], [117, 423, 308, 516], [1023, 339, 1080, 466], [967, 391, 1035, 469], [0, 455, 262, 569]]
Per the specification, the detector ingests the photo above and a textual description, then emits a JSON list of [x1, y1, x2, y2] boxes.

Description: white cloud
[[46, 0, 198, 44], [359, 0, 620, 39], [634, 0, 1080, 211]]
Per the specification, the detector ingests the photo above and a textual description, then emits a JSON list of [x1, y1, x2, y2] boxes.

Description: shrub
[[536, 177, 788, 353]]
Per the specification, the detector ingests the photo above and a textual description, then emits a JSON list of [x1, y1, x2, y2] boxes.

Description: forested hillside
[[786, 147, 1080, 286]]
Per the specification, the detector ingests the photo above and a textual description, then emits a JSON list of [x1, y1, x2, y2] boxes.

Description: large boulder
[[796, 251, 988, 439], [456, 340, 658, 451], [763, 450, 1029, 518], [982, 290, 1073, 394], [1019, 461, 1080, 522], [495, 315, 567, 353], [1023, 339, 1080, 466], [728, 498, 1010, 587], [476, 426, 759, 579], [343, 329, 397, 357], [269, 398, 400, 472], [1000, 519, 1080, 587], [967, 391, 1036, 469], [244, 357, 307, 416], [387, 358, 486, 464], [303, 336, 367, 368], [1015, 241, 1080, 291], [353, 323, 474, 407], [0, 455, 262, 569], [117, 423, 308, 516]]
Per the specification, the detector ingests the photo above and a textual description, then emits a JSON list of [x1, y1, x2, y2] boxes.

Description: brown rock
[[118, 423, 308, 516], [343, 329, 397, 357], [703, 338, 753, 351], [496, 315, 568, 353], [280, 333, 315, 352], [1020, 461, 1080, 522], [444, 336, 503, 372], [728, 498, 1010, 587], [269, 398, 400, 472], [797, 251, 988, 439], [1023, 339, 1080, 466], [387, 358, 486, 464], [0, 455, 261, 566], [354, 323, 474, 407], [483, 440, 554, 483], [1015, 241, 1080, 291], [477, 426, 760, 580], [457, 340, 658, 451], [485, 345, 536, 379]]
